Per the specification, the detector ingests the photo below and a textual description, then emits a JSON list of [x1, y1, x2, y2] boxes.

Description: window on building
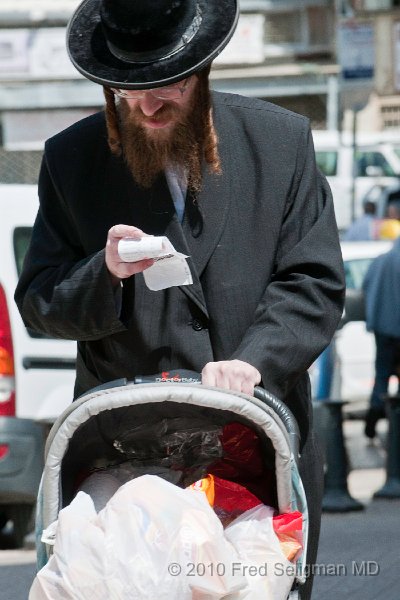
[[264, 12, 302, 45], [263, 5, 333, 55], [359, 0, 392, 9], [308, 7, 334, 47]]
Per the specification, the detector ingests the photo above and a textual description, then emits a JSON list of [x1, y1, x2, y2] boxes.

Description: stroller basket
[[36, 380, 309, 596]]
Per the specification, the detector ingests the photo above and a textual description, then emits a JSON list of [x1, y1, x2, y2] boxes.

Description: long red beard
[[117, 84, 206, 191]]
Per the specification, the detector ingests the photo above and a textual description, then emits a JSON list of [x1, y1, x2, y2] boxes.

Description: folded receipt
[[118, 236, 193, 291]]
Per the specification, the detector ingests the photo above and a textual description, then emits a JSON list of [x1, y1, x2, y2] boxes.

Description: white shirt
[[165, 166, 188, 223]]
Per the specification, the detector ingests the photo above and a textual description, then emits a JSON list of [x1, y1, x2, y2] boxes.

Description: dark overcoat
[[15, 92, 345, 597], [16, 93, 343, 437], [15, 92, 344, 442]]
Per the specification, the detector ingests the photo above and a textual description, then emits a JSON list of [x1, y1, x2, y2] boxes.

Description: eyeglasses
[[111, 78, 190, 100]]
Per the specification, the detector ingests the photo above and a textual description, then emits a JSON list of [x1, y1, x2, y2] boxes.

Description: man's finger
[[108, 224, 145, 239]]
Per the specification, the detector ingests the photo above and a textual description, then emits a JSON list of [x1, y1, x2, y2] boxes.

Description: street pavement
[[0, 417, 398, 599], [312, 418, 400, 599]]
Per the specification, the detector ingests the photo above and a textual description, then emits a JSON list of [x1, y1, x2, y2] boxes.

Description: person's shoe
[[364, 407, 386, 439]]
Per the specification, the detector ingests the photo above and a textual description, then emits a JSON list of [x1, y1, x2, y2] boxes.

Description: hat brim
[[67, 0, 239, 89]]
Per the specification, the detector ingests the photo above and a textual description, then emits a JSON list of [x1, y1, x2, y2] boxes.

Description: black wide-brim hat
[[67, 0, 239, 89]]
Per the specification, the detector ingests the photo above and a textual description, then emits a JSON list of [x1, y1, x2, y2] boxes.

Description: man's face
[[118, 75, 197, 140], [114, 74, 208, 189]]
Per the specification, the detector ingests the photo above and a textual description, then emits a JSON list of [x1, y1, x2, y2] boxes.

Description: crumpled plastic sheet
[[113, 418, 223, 469], [30, 475, 297, 600]]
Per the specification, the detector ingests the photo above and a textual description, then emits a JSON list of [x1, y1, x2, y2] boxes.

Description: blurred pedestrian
[[375, 199, 400, 242], [386, 199, 400, 221], [363, 236, 400, 438], [343, 200, 377, 241]]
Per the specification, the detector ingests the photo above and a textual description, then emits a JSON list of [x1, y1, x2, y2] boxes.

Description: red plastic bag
[[212, 423, 264, 478], [210, 422, 277, 507], [273, 511, 303, 562], [189, 474, 261, 526]]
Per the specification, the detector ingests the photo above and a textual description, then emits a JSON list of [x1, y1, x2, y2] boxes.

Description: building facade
[[337, 0, 400, 131], [4, 1, 399, 182]]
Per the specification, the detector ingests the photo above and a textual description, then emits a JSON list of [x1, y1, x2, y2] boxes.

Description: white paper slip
[[144, 254, 193, 291], [117, 235, 193, 291], [118, 236, 165, 262]]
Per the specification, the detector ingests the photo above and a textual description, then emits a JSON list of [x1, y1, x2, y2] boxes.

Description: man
[[363, 236, 400, 439], [386, 199, 400, 221], [15, 0, 344, 597], [343, 200, 377, 241]]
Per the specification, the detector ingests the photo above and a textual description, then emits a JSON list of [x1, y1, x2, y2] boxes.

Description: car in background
[[0, 184, 76, 546], [336, 240, 395, 403], [310, 240, 396, 406]]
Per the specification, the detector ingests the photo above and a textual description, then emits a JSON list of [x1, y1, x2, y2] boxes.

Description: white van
[[0, 184, 76, 545], [312, 130, 400, 231]]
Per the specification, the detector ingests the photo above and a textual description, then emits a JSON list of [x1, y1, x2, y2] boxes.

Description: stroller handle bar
[[132, 370, 301, 460], [253, 386, 301, 460]]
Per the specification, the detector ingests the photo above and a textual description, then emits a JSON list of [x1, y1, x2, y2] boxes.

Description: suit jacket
[[15, 92, 345, 443]]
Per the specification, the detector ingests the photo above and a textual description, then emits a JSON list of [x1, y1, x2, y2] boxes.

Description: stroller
[[33, 371, 308, 599]]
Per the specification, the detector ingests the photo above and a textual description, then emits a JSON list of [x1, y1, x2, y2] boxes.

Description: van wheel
[[8, 505, 34, 548]]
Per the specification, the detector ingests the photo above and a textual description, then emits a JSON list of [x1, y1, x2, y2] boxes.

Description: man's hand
[[201, 360, 261, 396], [105, 224, 154, 285]]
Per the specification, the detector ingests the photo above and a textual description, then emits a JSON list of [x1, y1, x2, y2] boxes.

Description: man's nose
[[138, 92, 164, 116]]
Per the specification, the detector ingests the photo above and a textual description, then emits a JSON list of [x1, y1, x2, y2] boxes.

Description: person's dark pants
[[298, 431, 324, 600], [370, 332, 400, 410]]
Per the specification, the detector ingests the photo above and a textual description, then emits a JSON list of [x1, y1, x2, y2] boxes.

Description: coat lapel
[[161, 199, 210, 318], [130, 173, 210, 318], [182, 118, 232, 279]]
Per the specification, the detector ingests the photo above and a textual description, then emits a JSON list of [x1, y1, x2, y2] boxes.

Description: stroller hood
[[37, 382, 309, 584]]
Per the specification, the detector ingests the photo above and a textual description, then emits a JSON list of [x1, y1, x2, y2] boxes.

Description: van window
[[315, 150, 337, 176], [355, 151, 396, 177], [13, 227, 32, 276], [13, 227, 51, 339]]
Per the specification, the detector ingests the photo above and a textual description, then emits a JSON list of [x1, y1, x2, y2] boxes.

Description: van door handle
[[22, 357, 76, 370]]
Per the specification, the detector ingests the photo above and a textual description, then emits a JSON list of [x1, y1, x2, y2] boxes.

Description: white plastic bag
[[30, 475, 246, 600], [30, 491, 123, 600], [224, 505, 297, 600]]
